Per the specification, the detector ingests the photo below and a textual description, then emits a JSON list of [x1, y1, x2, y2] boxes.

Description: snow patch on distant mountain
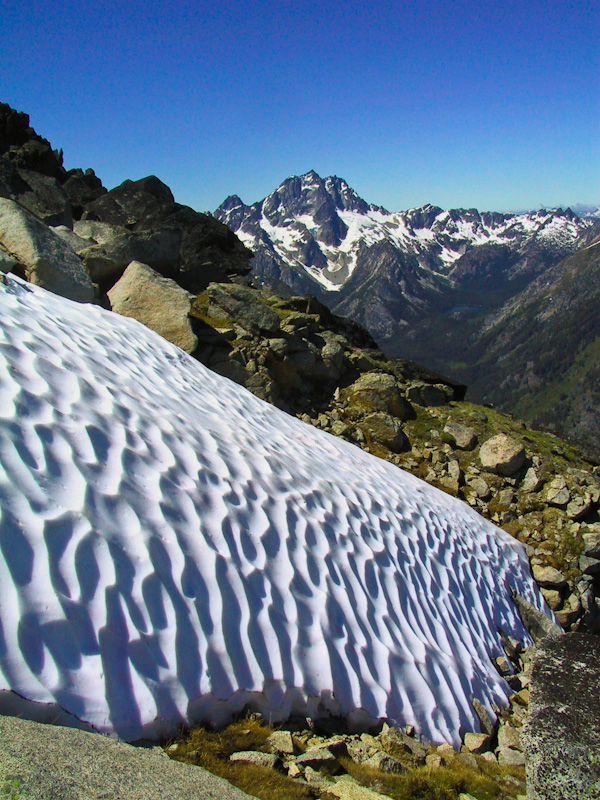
[[572, 204, 600, 220], [0, 276, 549, 743]]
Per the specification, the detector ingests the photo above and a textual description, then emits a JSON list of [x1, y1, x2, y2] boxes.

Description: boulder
[[206, 283, 280, 334], [532, 564, 567, 589], [442, 421, 477, 450], [75, 219, 127, 244], [579, 555, 600, 575], [346, 372, 410, 419], [295, 746, 341, 772], [303, 765, 335, 790], [425, 754, 445, 768], [471, 697, 496, 736], [52, 224, 95, 254], [522, 633, 600, 799], [107, 261, 198, 354], [462, 732, 490, 753], [497, 724, 521, 751], [62, 167, 106, 219], [12, 168, 72, 227], [566, 494, 594, 520], [511, 591, 563, 642], [380, 725, 428, 762], [478, 434, 526, 476], [447, 459, 462, 484], [0, 197, 93, 302], [80, 227, 181, 283], [497, 748, 525, 766], [0, 714, 256, 800], [582, 532, 600, 558], [229, 751, 282, 770], [467, 476, 491, 500], [346, 739, 377, 763], [320, 338, 346, 377], [521, 466, 543, 493], [280, 312, 320, 336], [265, 730, 297, 755], [406, 382, 452, 406], [545, 475, 571, 507], [362, 751, 406, 773], [540, 588, 562, 611], [359, 412, 407, 453]]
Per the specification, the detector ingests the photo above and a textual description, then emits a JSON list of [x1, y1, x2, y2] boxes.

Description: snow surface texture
[[0, 276, 549, 743]]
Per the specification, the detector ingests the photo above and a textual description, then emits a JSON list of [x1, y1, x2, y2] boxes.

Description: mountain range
[[216, 172, 600, 455]]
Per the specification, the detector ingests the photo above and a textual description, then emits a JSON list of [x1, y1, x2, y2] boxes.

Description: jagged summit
[[215, 171, 592, 298]]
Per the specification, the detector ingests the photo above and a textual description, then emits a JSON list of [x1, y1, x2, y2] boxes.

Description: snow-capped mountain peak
[[215, 172, 593, 296]]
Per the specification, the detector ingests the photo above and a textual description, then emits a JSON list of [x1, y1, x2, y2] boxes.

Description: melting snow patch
[[0, 277, 550, 742]]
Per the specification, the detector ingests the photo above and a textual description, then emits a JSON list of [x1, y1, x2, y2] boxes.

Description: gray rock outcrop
[[78, 225, 181, 283], [206, 282, 281, 334], [522, 633, 600, 799], [0, 715, 255, 800], [82, 175, 252, 291]]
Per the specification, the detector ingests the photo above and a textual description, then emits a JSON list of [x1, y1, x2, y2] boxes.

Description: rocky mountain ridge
[[215, 170, 592, 301]]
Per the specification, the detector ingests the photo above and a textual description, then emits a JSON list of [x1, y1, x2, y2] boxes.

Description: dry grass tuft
[[338, 754, 526, 800], [167, 718, 316, 800]]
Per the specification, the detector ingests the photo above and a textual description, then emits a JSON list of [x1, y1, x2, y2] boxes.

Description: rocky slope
[[215, 172, 600, 454]]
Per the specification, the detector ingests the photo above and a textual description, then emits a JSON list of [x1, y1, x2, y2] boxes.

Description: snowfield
[[0, 276, 549, 743]]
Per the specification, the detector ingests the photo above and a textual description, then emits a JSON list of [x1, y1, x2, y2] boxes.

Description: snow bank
[[0, 276, 547, 742]]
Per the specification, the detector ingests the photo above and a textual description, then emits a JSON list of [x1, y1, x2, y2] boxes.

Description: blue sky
[[1, 0, 598, 213]]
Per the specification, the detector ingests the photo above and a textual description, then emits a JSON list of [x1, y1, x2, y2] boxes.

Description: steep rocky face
[[0, 102, 66, 180], [0, 102, 106, 226], [0, 103, 254, 294], [460, 233, 600, 457]]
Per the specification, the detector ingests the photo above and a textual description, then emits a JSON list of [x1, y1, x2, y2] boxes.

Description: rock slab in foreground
[[0, 715, 255, 800], [0, 197, 93, 302], [522, 633, 600, 799]]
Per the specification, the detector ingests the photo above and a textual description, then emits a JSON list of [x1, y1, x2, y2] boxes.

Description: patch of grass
[[402, 407, 442, 441], [167, 719, 316, 800], [190, 293, 237, 328], [337, 754, 525, 800]]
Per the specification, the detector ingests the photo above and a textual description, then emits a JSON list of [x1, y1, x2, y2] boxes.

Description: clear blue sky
[[1, 0, 598, 213]]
